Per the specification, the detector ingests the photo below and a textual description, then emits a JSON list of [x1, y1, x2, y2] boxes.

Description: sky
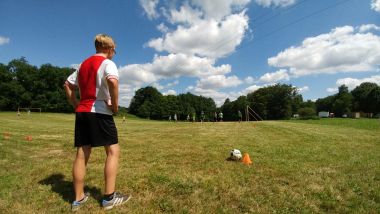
[[0, 0, 379, 107]]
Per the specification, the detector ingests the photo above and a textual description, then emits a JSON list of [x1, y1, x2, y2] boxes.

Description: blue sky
[[1, 0, 379, 107]]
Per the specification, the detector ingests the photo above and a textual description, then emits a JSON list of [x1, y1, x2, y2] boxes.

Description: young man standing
[[64, 34, 130, 211]]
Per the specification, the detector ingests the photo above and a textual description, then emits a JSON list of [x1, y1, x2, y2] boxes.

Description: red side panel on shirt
[[76, 55, 106, 112]]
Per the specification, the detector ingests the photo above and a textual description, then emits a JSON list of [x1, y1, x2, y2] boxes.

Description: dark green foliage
[[315, 83, 380, 117], [129, 86, 163, 119], [316, 95, 335, 113], [332, 85, 353, 117], [0, 58, 73, 112], [367, 87, 380, 114], [316, 85, 353, 117], [177, 93, 216, 120], [351, 82, 380, 114], [301, 99, 316, 109], [297, 107, 317, 119], [220, 96, 248, 121], [128, 88, 217, 120], [245, 84, 300, 120]]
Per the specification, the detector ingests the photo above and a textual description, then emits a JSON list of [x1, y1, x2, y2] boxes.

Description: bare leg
[[73, 146, 91, 201], [104, 144, 120, 195]]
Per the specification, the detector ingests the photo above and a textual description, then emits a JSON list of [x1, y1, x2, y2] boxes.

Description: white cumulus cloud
[[151, 80, 179, 91], [125, 0, 253, 106], [326, 75, 380, 94], [157, 23, 169, 33], [297, 86, 309, 94], [259, 69, 289, 83], [119, 84, 139, 107], [168, 3, 203, 25], [326, 87, 338, 93], [148, 11, 249, 58], [139, 0, 160, 19], [268, 25, 380, 77], [188, 87, 241, 106], [118, 53, 231, 86], [190, 0, 251, 21], [244, 76, 254, 84], [163, 89, 177, 95], [242, 84, 261, 94], [255, 0, 295, 8], [118, 64, 158, 86], [0, 36, 10, 45], [335, 75, 380, 90], [195, 75, 243, 90], [358, 24, 380, 32], [372, 0, 380, 12]]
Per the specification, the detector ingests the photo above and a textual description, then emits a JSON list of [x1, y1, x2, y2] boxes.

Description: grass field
[[0, 112, 379, 213]]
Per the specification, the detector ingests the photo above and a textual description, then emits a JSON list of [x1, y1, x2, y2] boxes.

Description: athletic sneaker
[[102, 192, 131, 210], [71, 192, 90, 212]]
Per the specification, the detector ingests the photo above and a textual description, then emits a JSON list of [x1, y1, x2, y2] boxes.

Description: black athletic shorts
[[75, 112, 118, 147]]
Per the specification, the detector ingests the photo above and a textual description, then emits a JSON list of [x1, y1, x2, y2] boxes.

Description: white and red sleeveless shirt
[[66, 55, 119, 115]]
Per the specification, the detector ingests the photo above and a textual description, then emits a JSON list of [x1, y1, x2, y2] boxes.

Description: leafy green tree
[[233, 96, 249, 120], [246, 88, 267, 119], [298, 107, 316, 119], [367, 86, 380, 114], [129, 86, 163, 118], [161, 95, 180, 119], [332, 85, 352, 117], [351, 82, 379, 113], [177, 92, 216, 121], [246, 84, 298, 120], [137, 101, 153, 118], [219, 96, 249, 121], [301, 100, 316, 109], [221, 98, 233, 120], [0, 58, 74, 112], [315, 95, 335, 113], [291, 93, 303, 115]]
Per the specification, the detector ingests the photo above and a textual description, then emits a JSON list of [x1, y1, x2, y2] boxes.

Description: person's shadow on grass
[[39, 174, 102, 205]]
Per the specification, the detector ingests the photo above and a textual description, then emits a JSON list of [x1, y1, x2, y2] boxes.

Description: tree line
[[128, 86, 217, 120], [1, 58, 379, 119], [129, 82, 380, 121], [218, 83, 380, 121], [315, 83, 380, 117], [0, 58, 74, 112]]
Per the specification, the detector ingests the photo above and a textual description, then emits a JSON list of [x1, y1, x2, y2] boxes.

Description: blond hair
[[94, 34, 115, 52]]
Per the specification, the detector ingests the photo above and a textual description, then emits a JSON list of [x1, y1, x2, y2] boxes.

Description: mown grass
[[285, 117, 380, 130], [0, 112, 379, 213]]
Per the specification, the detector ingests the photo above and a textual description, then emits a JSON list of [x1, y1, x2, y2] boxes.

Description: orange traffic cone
[[241, 153, 252, 165]]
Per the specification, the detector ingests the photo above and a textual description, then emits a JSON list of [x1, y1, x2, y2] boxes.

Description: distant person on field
[[169, 115, 172, 122], [187, 114, 190, 122], [122, 115, 126, 123], [214, 112, 217, 122], [201, 111, 205, 123], [64, 34, 130, 212], [238, 110, 242, 122], [219, 112, 223, 122], [174, 113, 177, 122], [192, 113, 196, 122]]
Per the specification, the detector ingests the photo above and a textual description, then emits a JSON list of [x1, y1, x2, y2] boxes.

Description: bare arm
[[107, 78, 119, 114], [64, 82, 78, 109]]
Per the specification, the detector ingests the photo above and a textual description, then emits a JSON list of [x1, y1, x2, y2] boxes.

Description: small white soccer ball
[[230, 149, 242, 160]]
